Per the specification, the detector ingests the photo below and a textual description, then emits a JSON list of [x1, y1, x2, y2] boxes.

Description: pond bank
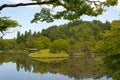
[[0, 50, 29, 54]]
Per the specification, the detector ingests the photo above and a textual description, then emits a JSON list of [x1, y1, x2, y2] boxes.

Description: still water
[[0, 52, 112, 80]]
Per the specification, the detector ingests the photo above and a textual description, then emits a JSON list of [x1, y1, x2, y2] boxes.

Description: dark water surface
[[0, 52, 112, 80]]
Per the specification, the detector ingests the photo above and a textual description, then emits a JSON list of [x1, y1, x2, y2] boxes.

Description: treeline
[[0, 20, 110, 54]]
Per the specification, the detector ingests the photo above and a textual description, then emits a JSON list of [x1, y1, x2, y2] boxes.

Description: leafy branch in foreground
[[0, 0, 118, 22], [0, 17, 20, 39]]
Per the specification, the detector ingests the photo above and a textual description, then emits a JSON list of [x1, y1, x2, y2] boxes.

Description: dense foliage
[[0, 20, 110, 53], [50, 39, 70, 53], [94, 20, 120, 80]]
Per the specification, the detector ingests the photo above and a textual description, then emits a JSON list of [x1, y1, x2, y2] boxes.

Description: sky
[[0, 0, 120, 39]]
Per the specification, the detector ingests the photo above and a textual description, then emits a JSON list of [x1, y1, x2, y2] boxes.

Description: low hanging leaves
[[31, 8, 54, 23], [0, 0, 118, 23]]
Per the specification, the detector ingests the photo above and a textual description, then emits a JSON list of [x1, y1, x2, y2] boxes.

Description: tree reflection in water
[[0, 52, 112, 80]]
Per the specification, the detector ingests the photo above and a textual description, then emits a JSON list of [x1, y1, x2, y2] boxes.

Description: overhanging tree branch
[[0, 0, 102, 11], [0, 0, 118, 22], [0, 1, 53, 11]]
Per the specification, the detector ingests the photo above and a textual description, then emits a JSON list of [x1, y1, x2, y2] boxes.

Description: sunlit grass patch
[[29, 49, 69, 58]]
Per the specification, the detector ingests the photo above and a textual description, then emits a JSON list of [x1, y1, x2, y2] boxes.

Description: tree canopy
[[0, 0, 118, 23], [50, 39, 70, 53]]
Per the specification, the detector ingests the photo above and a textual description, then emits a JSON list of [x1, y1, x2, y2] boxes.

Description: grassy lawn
[[29, 49, 69, 58]]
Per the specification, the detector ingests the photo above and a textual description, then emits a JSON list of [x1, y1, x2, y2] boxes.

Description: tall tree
[[16, 31, 21, 43], [0, 0, 118, 22]]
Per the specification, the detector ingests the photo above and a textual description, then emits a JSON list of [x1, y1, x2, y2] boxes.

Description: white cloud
[[10, 0, 26, 3], [10, 0, 39, 8], [100, 0, 106, 2], [117, 0, 120, 8], [10, 0, 36, 3]]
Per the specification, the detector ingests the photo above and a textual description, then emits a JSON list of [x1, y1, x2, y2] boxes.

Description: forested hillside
[[0, 20, 110, 54]]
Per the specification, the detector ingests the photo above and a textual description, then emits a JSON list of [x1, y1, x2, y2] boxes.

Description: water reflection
[[0, 52, 112, 80]]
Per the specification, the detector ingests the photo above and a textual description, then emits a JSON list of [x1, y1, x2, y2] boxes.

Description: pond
[[0, 52, 112, 80]]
